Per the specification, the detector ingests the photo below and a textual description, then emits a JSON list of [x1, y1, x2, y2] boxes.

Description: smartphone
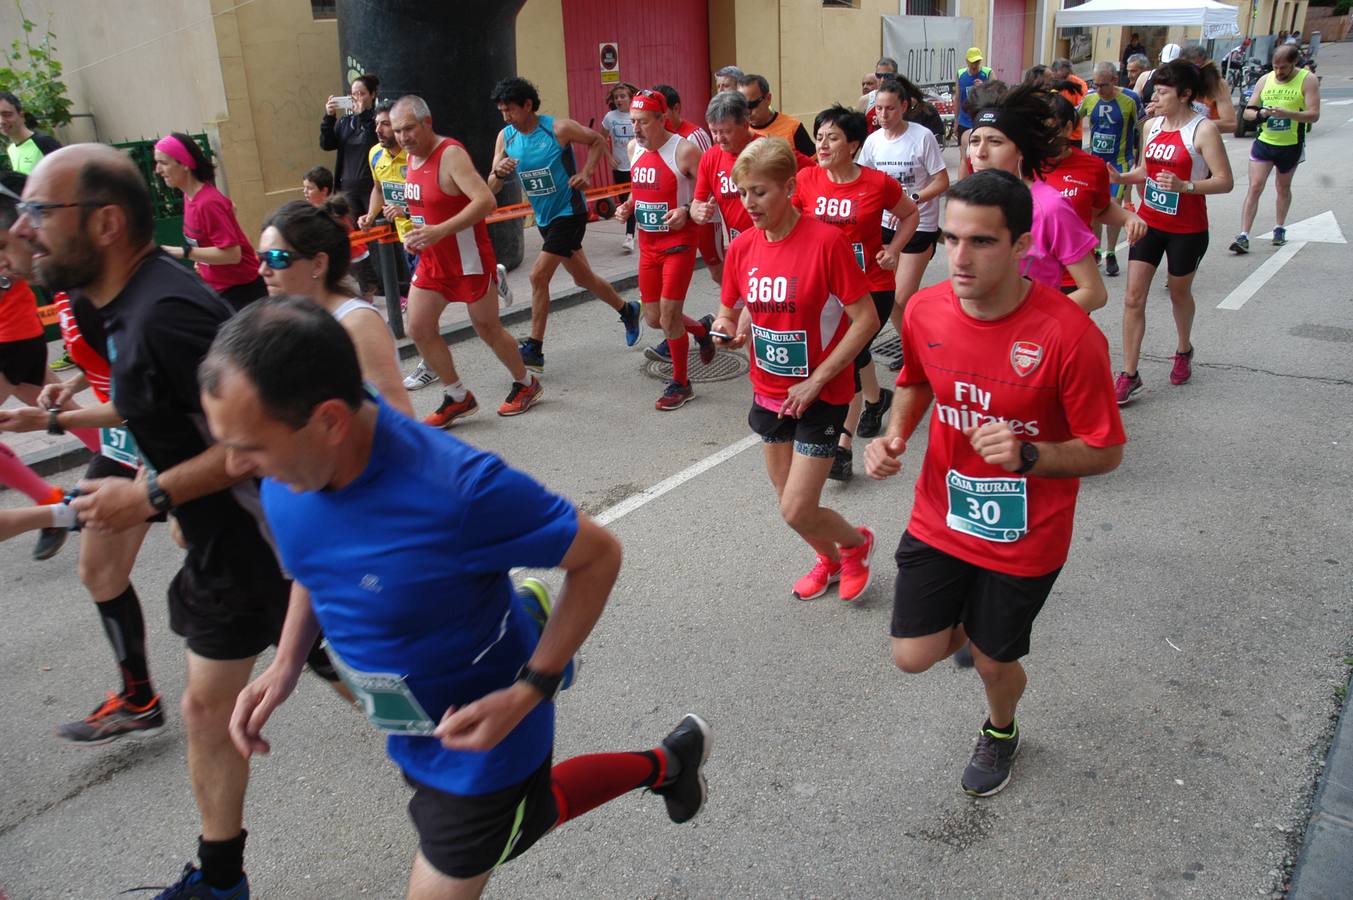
[[334, 95, 355, 114], [709, 330, 735, 341]]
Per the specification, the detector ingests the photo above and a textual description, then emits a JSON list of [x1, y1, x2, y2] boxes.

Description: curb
[[1288, 664, 1353, 898]]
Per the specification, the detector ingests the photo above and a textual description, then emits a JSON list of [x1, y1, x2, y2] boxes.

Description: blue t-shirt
[[261, 399, 579, 795], [1078, 89, 1140, 167], [956, 67, 992, 128], [504, 114, 588, 226]]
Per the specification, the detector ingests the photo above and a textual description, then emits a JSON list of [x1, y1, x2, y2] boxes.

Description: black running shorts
[[1128, 226, 1209, 278], [890, 531, 1061, 662], [748, 400, 850, 458], [881, 227, 941, 256], [854, 290, 897, 374], [537, 213, 588, 258], [1249, 138, 1303, 174], [405, 755, 557, 879], [0, 335, 48, 387]]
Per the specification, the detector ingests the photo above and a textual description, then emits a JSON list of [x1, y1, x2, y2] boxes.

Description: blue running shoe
[[127, 863, 249, 899], [644, 340, 672, 363], [516, 578, 577, 690], [620, 301, 642, 347], [518, 338, 544, 372]]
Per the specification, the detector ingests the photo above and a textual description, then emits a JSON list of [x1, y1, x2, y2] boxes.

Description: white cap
[[1160, 43, 1182, 63]]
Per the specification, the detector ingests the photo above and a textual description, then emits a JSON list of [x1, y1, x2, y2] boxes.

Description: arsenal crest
[[1010, 341, 1043, 377]]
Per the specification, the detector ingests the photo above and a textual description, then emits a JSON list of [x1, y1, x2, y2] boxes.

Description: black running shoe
[[33, 526, 68, 561], [695, 314, 716, 365], [828, 446, 852, 481], [653, 713, 712, 824], [126, 863, 249, 899], [857, 388, 893, 438], [961, 722, 1020, 797], [1104, 253, 1120, 277]]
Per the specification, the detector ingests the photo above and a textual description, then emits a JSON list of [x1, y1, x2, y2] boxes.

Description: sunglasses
[[745, 95, 765, 109], [260, 248, 311, 270]]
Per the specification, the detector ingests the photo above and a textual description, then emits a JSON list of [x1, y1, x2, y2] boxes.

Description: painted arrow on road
[[1217, 211, 1346, 310]]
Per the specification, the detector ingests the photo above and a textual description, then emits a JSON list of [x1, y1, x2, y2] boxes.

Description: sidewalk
[[0, 214, 643, 478]]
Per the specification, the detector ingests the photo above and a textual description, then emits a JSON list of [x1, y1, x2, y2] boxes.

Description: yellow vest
[[1258, 68, 1308, 148], [368, 143, 414, 241]]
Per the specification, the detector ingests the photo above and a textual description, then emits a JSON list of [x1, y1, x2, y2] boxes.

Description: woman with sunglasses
[[258, 200, 412, 416], [153, 133, 266, 311]]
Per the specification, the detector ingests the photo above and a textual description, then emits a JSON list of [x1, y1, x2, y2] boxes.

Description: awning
[[1054, 0, 1241, 39]]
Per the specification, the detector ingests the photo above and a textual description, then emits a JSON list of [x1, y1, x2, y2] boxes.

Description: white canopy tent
[[1054, 0, 1241, 39]]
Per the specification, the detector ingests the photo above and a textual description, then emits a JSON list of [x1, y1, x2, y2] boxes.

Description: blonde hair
[[731, 137, 797, 188]]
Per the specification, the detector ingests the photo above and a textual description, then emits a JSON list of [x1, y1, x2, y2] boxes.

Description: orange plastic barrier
[[37, 304, 59, 326]]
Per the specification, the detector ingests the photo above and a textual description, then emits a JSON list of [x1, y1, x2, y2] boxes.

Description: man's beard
[[30, 236, 101, 292]]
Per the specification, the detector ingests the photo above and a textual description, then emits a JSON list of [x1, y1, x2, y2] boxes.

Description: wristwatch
[[46, 408, 64, 435], [910, 192, 922, 202], [1016, 441, 1040, 475], [145, 469, 174, 513], [515, 664, 564, 700]]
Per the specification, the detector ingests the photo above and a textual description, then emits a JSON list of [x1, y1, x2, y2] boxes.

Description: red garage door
[[562, 0, 711, 184], [990, 0, 1026, 83]]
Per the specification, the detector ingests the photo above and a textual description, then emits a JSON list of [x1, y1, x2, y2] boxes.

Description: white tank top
[[332, 297, 380, 322]]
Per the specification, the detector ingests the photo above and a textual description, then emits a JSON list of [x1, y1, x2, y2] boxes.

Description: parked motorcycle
[[1234, 57, 1270, 138]]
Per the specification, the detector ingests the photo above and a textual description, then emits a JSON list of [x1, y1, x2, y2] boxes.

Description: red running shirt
[[897, 281, 1127, 577], [0, 279, 42, 342], [55, 292, 112, 403], [721, 215, 870, 406], [629, 135, 695, 253], [182, 184, 262, 293], [695, 136, 814, 248], [793, 165, 904, 292], [1139, 114, 1210, 234], [404, 138, 495, 278], [1043, 149, 1111, 288]]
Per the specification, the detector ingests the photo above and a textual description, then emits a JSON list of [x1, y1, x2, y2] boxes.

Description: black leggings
[[612, 168, 636, 236]]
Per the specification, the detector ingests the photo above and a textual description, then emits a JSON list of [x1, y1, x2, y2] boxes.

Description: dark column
[[337, 0, 528, 270]]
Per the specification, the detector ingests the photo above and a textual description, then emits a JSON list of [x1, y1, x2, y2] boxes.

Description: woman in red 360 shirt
[[1108, 60, 1232, 404], [711, 138, 880, 604]]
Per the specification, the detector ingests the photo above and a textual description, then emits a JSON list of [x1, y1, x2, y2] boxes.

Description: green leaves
[[0, 2, 72, 138]]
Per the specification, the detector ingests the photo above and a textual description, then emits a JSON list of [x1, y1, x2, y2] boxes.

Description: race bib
[[1091, 132, 1118, 157], [1144, 177, 1179, 216], [99, 426, 140, 469], [409, 215, 425, 227], [635, 200, 670, 232], [751, 325, 809, 378], [1266, 116, 1292, 132], [945, 469, 1028, 542], [325, 642, 437, 735], [380, 181, 406, 206], [518, 166, 557, 197], [851, 242, 866, 272]]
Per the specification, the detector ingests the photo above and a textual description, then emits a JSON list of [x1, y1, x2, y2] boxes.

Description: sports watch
[[515, 664, 565, 700], [145, 469, 174, 513], [1016, 441, 1040, 475]]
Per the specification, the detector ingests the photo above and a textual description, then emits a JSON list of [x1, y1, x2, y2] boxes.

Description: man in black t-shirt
[[14, 143, 339, 899]]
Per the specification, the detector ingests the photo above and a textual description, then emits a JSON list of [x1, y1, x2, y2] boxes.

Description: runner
[[600, 83, 639, 253], [858, 73, 880, 113], [488, 77, 642, 371], [1134, 43, 1182, 109], [613, 90, 714, 411], [1180, 45, 1238, 133], [1048, 59, 1089, 142], [257, 199, 412, 415], [859, 76, 950, 349], [15, 143, 344, 897], [710, 138, 879, 603], [153, 133, 267, 311], [714, 65, 745, 94], [0, 91, 61, 175], [1107, 60, 1234, 403], [968, 85, 1108, 313], [392, 95, 542, 425], [859, 56, 899, 118], [794, 104, 918, 480], [201, 298, 712, 900], [954, 50, 992, 181], [1078, 62, 1140, 276], [864, 169, 1126, 797], [1124, 53, 1150, 93], [738, 74, 816, 157], [653, 84, 713, 153], [1230, 44, 1321, 255]]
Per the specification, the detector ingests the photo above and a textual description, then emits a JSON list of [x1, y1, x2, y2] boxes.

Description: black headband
[[972, 107, 1020, 137]]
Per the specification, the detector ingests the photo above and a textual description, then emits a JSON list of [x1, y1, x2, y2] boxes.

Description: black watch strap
[[47, 408, 64, 435], [515, 664, 564, 700], [1017, 441, 1040, 475], [146, 469, 173, 513]]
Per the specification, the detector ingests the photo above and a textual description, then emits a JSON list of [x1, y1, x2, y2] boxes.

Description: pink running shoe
[[1169, 347, 1194, 385], [792, 554, 842, 601], [839, 527, 876, 603]]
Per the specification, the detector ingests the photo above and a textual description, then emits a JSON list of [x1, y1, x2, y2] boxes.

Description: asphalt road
[[3, 53, 1353, 900]]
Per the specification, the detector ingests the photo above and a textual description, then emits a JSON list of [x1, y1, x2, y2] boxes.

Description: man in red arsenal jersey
[[392, 95, 541, 425], [865, 170, 1125, 798]]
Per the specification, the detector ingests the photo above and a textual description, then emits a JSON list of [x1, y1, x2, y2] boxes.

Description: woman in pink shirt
[[967, 85, 1107, 313], [153, 132, 266, 311]]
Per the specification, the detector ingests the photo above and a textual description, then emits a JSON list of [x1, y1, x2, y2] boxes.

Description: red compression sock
[[0, 443, 62, 504], [670, 334, 690, 384], [550, 750, 665, 826], [683, 315, 708, 338]]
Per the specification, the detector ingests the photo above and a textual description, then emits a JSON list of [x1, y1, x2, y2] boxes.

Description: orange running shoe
[[792, 553, 842, 601], [57, 692, 165, 745], [423, 391, 479, 428], [497, 377, 543, 417], [838, 526, 875, 603]]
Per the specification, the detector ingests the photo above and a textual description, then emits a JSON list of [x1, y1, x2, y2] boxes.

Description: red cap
[[630, 90, 668, 114]]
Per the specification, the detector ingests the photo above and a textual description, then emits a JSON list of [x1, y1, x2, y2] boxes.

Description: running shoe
[[652, 713, 712, 824], [1272, 226, 1287, 247], [857, 388, 893, 438], [518, 338, 545, 372], [1114, 371, 1143, 406], [402, 361, 437, 391], [1170, 346, 1194, 385], [620, 301, 642, 347], [952, 643, 975, 668], [497, 377, 542, 417], [828, 446, 853, 482], [130, 863, 249, 899], [621, 233, 634, 253], [515, 577, 576, 690], [57, 692, 165, 745], [792, 553, 841, 601], [496, 263, 514, 307], [695, 315, 717, 365], [33, 526, 68, 561], [838, 526, 875, 603], [655, 379, 694, 411], [49, 352, 76, 372], [1229, 234, 1249, 254], [1093, 247, 1102, 265], [888, 353, 904, 372], [1104, 252, 1120, 277], [961, 721, 1020, 797], [644, 340, 672, 363], [423, 391, 479, 428]]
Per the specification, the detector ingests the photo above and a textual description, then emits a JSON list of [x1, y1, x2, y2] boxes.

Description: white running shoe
[[496, 263, 514, 307], [402, 361, 438, 391], [622, 234, 634, 253]]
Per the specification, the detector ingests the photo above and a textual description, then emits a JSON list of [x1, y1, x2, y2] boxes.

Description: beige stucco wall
[[517, 0, 570, 117]]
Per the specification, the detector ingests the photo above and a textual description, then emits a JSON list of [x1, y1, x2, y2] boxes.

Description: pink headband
[[155, 135, 196, 169]]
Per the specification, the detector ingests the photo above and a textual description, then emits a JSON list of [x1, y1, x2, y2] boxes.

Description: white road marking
[[1218, 212, 1346, 311], [595, 434, 761, 526]]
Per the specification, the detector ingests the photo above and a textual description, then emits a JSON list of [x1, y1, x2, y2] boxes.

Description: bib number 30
[[945, 469, 1028, 542]]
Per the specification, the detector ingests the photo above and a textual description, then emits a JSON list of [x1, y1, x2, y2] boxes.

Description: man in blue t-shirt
[[955, 48, 992, 181], [202, 298, 711, 896]]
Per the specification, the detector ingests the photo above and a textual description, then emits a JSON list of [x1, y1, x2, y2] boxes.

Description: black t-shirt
[[101, 251, 283, 593], [32, 132, 62, 156]]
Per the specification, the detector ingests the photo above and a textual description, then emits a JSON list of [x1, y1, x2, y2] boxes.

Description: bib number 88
[[762, 345, 792, 366]]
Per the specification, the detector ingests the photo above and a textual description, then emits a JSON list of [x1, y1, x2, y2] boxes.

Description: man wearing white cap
[[1134, 43, 1182, 112]]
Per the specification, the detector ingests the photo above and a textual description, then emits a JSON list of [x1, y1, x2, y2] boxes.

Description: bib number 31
[[945, 469, 1028, 542]]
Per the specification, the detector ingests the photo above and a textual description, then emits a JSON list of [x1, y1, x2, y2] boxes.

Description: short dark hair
[[946, 170, 1033, 240], [79, 157, 155, 246], [374, 99, 396, 117], [0, 171, 26, 230], [0, 91, 19, 113], [200, 296, 365, 431], [489, 77, 541, 112], [963, 79, 1008, 120], [353, 73, 380, 96], [303, 165, 334, 192], [1152, 58, 1215, 103], [1047, 94, 1080, 131], [876, 74, 924, 107], [262, 199, 352, 294], [168, 131, 216, 185], [813, 104, 867, 147], [738, 74, 771, 96], [652, 83, 681, 109]]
